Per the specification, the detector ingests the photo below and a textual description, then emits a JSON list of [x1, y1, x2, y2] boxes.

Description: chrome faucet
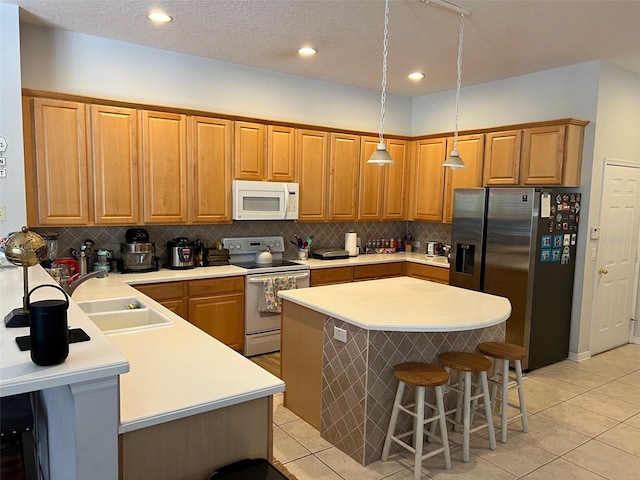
[[63, 270, 108, 296]]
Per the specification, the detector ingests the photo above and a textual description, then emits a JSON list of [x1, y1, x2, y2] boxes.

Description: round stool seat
[[394, 362, 449, 387], [479, 342, 527, 361], [439, 351, 491, 373]]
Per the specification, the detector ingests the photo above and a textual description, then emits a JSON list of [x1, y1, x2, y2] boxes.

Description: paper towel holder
[[345, 231, 358, 257]]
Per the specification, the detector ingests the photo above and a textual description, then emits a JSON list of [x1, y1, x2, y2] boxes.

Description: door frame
[[590, 157, 640, 353]]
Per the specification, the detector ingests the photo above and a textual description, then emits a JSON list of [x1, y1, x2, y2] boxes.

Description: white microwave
[[232, 180, 299, 220]]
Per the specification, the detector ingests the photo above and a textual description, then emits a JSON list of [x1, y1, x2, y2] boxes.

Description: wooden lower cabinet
[[189, 292, 245, 352], [119, 397, 272, 480], [310, 267, 353, 286], [133, 282, 188, 318], [353, 262, 405, 281], [134, 277, 245, 351], [310, 263, 405, 286], [406, 263, 449, 284]]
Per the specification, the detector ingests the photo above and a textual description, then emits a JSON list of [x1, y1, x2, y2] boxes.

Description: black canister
[[28, 284, 70, 366]]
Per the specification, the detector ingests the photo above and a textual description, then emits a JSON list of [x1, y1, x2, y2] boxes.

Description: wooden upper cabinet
[[297, 129, 329, 222], [188, 116, 232, 223], [383, 139, 408, 220], [329, 133, 360, 221], [443, 134, 485, 223], [31, 98, 90, 225], [413, 138, 446, 222], [89, 104, 140, 224], [358, 137, 384, 221], [234, 121, 265, 180], [520, 123, 585, 186], [267, 125, 295, 182], [141, 110, 188, 224], [483, 130, 522, 186]]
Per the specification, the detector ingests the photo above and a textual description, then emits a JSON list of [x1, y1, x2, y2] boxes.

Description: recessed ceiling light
[[408, 72, 425, 81], [148, 11, 172, 23], [298, 47, 317, 56]]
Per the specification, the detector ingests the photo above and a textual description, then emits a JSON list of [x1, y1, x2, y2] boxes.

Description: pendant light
[[368, 0, 394, 165], [443, 12, 467, 169]]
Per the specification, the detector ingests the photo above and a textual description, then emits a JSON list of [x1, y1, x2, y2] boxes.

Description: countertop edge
[[118, 382, 285, 434]]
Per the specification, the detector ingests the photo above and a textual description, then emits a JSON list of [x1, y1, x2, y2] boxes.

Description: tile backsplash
[[34, 221, 451, 264]]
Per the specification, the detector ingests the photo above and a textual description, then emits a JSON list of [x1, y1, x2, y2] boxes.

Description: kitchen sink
[[77, 296, 146, 314], [77, 297, 174, 333]]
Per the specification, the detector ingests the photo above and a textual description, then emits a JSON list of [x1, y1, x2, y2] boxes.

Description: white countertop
[[295, 252, 450, 269], [1, 255, 448, 429], [69, 269, 284, 433], [278, 276, 511, 332], [0, 266, 129, 397], [2, 264, 284, 433]]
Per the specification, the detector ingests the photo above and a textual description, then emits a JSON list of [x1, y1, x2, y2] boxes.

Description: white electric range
[[221, 236, 310, 356]]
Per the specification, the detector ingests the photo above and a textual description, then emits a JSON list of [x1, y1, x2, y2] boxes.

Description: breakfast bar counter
[[278, 276, 511, 466]]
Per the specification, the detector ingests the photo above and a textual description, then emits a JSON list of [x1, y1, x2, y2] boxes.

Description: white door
[[591, 162, 640, 355]]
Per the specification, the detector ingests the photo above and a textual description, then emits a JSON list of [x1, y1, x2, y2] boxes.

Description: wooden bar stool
[[381, 362, 451, 479], [438, 351, 496, 462], [479, 342, 528, 443]]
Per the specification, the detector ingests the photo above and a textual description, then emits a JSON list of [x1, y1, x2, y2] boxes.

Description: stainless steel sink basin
[[77, 297, 174, 333]]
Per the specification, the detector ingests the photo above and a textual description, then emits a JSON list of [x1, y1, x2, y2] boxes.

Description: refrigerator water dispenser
[[455, 243, 475, 274]]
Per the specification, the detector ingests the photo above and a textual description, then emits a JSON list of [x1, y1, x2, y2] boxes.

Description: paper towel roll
[[345, 232, 358, 257]]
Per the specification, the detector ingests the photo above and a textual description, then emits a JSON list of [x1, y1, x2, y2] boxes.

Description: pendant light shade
[[369, 142, 394, 165], [443, 149, 466, 169], [368, 0, 394, 165], [443, 12, 467, 170]]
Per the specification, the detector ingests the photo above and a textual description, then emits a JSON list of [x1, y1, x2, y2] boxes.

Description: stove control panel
[[221, 236, 285, 254]]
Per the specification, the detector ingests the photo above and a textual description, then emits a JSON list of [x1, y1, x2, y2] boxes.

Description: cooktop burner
[[231, 259, 303, 270]]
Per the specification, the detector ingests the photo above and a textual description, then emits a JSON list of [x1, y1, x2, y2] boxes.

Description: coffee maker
[[120, 228, 158, 273]]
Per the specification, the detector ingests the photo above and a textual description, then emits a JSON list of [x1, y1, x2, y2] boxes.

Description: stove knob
[[274, 241, 281, 248], [236, 243, 241, 250], [227, 244, 234, 250]]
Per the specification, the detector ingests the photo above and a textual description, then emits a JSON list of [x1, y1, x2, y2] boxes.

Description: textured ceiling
[[5, 0, 640, 96]]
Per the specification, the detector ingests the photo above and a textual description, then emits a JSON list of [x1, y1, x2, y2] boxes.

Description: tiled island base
[[281, 300, 505, 467]]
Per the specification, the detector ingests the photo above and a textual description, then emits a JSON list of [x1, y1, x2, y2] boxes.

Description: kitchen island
[[278, 276, 511, 466]]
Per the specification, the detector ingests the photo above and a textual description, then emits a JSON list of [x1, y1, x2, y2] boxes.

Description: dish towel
[[259, 276, 297, 313]]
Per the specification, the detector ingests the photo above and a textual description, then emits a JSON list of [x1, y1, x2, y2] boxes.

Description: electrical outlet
[[0, 206, 5, 222], [333, 326, 347, 343]]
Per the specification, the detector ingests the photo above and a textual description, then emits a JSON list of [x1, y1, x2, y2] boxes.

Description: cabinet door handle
[[599, 268, 608, 275]]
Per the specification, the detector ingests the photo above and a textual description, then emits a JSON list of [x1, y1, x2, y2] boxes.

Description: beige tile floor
[[272, 343, 640, 479]]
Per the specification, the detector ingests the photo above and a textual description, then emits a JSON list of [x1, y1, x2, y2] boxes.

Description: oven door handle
[[247, 272, 309, 283]]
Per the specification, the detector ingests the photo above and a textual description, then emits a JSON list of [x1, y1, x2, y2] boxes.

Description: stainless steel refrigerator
[[449, 187, 581, 370]]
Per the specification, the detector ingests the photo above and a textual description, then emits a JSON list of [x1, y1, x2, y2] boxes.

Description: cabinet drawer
[[310, 267, 353, 286], [353, 262, 405, 281], [134, 281, 186, 301], [406, 263, 450, 284], [189, 276, 245, 297]]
